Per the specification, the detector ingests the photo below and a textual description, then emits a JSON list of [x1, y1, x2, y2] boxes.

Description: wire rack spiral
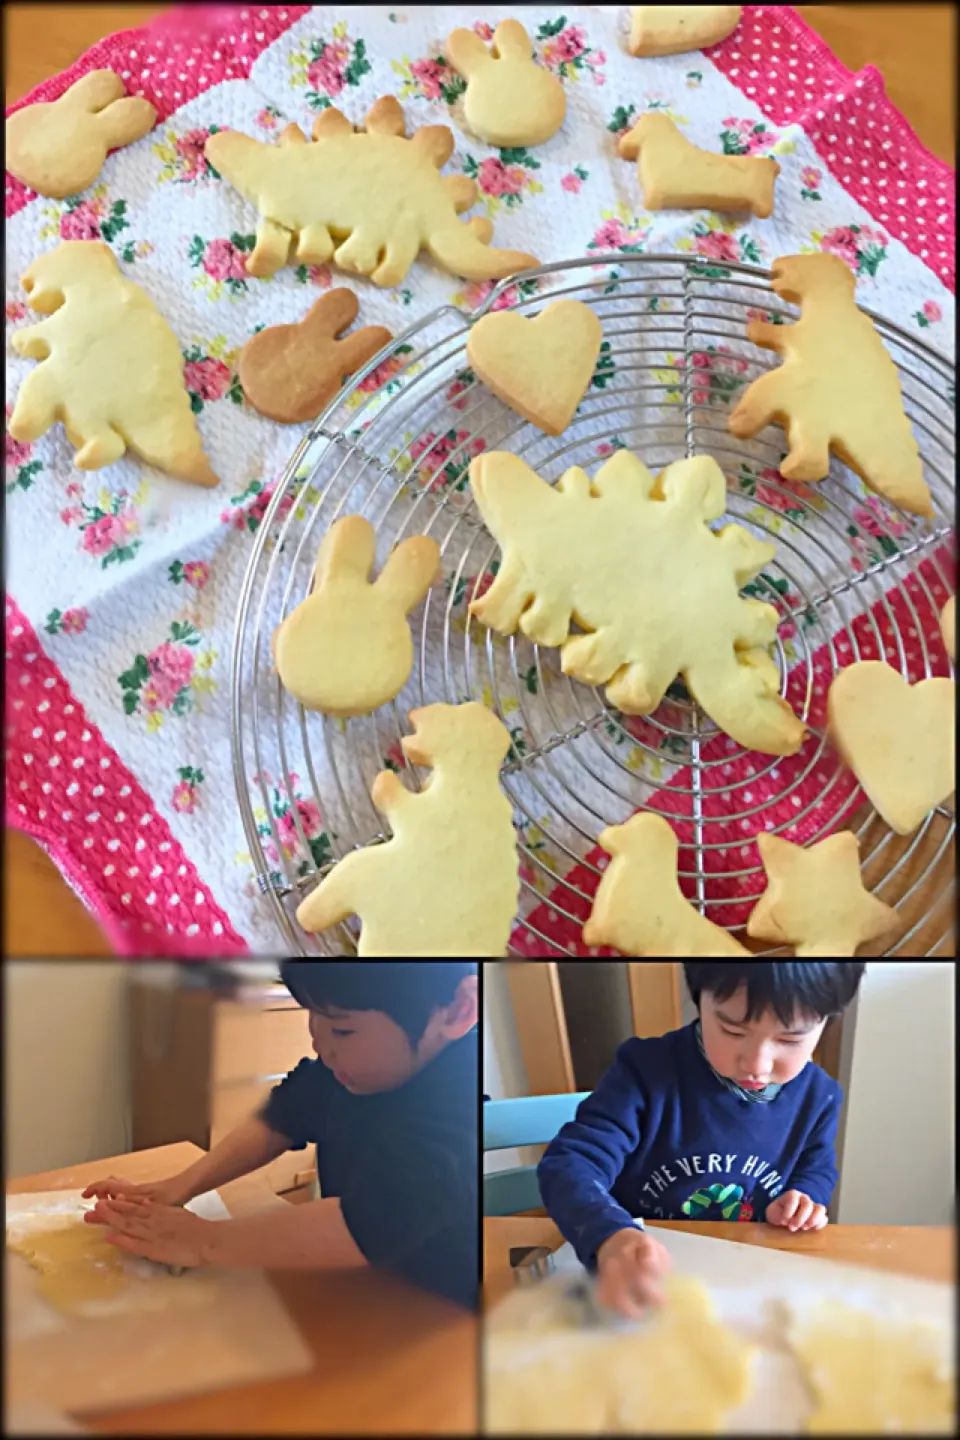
[[231, 253, 956, 957]]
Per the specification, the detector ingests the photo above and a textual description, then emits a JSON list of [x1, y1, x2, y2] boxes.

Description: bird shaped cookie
[[446, 19, 566, 148], [7, 70, 156, 198], [273, 516, 440, 716], [238, 290, 393, 423]]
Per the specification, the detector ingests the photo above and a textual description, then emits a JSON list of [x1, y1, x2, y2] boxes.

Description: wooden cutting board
[[489, 1226, 954, 1432], [6, 1189, 314, 1416]]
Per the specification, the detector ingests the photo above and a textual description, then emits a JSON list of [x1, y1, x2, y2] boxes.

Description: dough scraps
[[485, 1273, 755, 1433], [790, 1300, 955, 1434]]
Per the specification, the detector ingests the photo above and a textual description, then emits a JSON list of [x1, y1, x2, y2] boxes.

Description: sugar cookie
[[205, 97, 540, 288], [469, 448, 805, 755], [583, 813, 750, 956], [747, 831, 897, 957], [619, 113, 779, 218], [446, 19, 566, 148], [940, 596, 954, 661], [466, 300, 603, 436], [827, 661, 955, 834], [6, 70, 156, 199], [9, 242, 218, 486], [238, 290, 392, 424], [627, 6, 742, 57], [729, 254, 933, 518], [273, 516, 439, 716], [296, 702, 519, 956]]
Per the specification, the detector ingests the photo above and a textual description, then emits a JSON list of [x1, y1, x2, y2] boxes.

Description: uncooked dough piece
[[8, 1218, 133, 1311], [485, 1274, 755, 1434], [790, 1301, 954, 1434]]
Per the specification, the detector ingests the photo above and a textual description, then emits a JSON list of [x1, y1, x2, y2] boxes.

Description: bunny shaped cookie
[[238, 290, 393, 424], [446, 20, 566, 148], [273, 516, 441, 715], [7, 70, 156, 199]]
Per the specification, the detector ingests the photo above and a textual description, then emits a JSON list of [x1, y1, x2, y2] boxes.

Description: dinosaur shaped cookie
[[9, 242, 217, 486], [205, 96, 540, 288], [583, 814, 750, 956], [273, 515, 440, 716], [469, 449, 805, 755], [296, 702, 520, 955], [6, 70, 156, 198], [238, 290, 393, 423], [446, 19, 566, 147], [728, 253, 934, 517], [619, 113, 779, 217]]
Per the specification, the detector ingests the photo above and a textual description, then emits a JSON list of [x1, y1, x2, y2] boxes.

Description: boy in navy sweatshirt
[[538, 961, 864, 1319]]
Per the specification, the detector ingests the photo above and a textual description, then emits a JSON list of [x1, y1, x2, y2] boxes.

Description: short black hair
[[279, 961, 476, 1044], [683, 962, 866, 1029]]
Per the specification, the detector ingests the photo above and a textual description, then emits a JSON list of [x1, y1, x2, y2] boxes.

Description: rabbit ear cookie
[[7, 70, 156, 198]]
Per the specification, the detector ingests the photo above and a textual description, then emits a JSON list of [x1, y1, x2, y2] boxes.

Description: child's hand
[[595, 1226, 672, 1320], [765, 1189, 828, 1232], [81, 1174, 192, 1208]]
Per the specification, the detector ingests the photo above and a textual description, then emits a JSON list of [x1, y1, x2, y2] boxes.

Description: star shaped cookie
[[747, 831, 897, 957]]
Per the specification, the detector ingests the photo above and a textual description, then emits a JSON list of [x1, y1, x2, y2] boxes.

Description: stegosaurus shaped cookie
[[469, 449, 806, 756], [205, 95, 540, 288]]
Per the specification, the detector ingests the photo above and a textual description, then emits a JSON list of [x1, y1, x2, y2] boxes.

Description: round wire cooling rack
[[231, 253, 956, 957]]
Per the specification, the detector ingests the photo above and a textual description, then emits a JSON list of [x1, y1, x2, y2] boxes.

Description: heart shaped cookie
[[467, 299, 603, 436], [828, 661, 956, 834]]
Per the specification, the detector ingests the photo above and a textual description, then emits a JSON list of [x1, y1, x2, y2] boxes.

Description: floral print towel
[[4, 5, 955, 955]]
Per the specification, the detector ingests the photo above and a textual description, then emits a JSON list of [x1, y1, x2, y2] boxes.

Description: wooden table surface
[[4, 4, 955, 956], [483, 1213, 955, 1308], [9, 1143, 478, 1435]]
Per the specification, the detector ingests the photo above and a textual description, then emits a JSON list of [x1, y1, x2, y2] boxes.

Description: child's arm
[[202, 1194, 367, 1269], [537, 1045, 649, 1269], [171, 1116, 294, 1202], [771, 1095, 840, 1215]]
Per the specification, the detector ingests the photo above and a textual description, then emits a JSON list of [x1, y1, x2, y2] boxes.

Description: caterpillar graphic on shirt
[[681, 1181, 754, 1222]]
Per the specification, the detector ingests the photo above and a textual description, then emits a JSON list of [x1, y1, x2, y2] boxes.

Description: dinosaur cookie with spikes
[[728, 254, 934, 517], [9, 242, 217, 486], [204, 96, 540, 288], [238, 290, 393, 423], [583, 814, 751, 956], [7, 70, 156, 198], [469, 449, 805, 755], [446, 19, 566, 147], [296, 702, 520, 956], [273, 516, 440, 716]]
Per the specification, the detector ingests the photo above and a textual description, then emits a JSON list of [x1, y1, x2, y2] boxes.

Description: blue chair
[[483, 1092, 590, 1216]]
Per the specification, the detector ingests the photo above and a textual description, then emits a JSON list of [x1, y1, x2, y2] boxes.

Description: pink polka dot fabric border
[[5, 597, 247, 957], [5, 3, 309, 217], [511, 548, 955, 957], [707, 6, 955, 290]]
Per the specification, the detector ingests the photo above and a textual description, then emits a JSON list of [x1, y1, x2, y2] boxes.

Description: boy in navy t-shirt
[[538, 961, 865, 1319]]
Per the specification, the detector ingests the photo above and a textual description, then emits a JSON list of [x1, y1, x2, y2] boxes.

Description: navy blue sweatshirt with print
[[538, 1020, 841, 1270]]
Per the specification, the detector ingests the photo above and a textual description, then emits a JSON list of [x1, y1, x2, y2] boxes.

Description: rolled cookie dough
[[6, 1216, 191, 1315], [486, 1274, 755, 1433], [790, 1301, 954, 1434]]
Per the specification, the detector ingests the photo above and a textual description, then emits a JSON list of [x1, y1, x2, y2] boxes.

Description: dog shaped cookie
[[9, 241, 217, 486], [273, 516, 440, 716], [469, 448, 805, 756], [619, 112, 779, 217], [238, 290, 393, 424], [6, 70, 156, 198], [296, 702, 520, 955], [728, 253, 933, 517], [205, 96, 539, 287], [583, 813, 750, 956], [446, 19, 566, 147]]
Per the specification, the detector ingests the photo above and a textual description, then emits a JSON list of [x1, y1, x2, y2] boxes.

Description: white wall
[[835, 961, 955, 1224], [5, 962, 131, 1178], [482, 963, 531, 1172]]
